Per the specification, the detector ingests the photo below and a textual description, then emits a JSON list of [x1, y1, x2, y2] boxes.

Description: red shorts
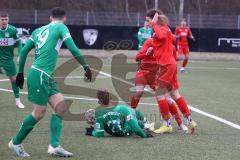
[[177, 45, 189, 55], [155, 64, 179, 91], [135, 70, 156, 90]]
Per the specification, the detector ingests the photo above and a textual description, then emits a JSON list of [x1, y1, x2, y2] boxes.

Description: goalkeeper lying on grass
[[85, 89, 155, 138]]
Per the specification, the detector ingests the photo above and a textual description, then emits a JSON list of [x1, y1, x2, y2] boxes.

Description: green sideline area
[[0, 55, 240, 160]]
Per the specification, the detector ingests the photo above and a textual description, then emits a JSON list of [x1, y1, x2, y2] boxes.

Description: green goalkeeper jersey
[[27, 21, 72, 75], [0, 25, 21, 61], [92, 104, 147, 138], [137, 27, 153, 50]]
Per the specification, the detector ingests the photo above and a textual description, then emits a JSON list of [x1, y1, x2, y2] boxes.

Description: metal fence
[[6, 9, 240, 29]]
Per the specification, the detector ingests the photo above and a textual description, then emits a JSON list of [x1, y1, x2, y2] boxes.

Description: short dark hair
[[97, 89, 110, 105], [146, 8, 163, 19], [51, 7, 66, 19], [0, 11, 9, 17]]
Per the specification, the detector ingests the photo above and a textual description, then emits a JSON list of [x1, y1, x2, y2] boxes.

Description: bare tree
[[179, 0, 184, 20]]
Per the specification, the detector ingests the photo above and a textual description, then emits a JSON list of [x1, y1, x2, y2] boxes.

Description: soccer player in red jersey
[[130, 38, 188, 131], [175, 18, 195, 73], [145, 10, 197, 134]]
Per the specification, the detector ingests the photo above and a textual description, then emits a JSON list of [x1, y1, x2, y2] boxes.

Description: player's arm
[[174, 28, 180, 39], [13, 29, 23, 57], [151, 22, 167, 40], [137, 28, 143, 42], [127, 115, 147, 138], [135, 40, 153, 61], [60, 25, 92, 81], [91, 120, 105, 137], [16, 38, 35, 89], [188, 28, 195, 41], [119, 106, 147, 138], [18, 38, 34, 73]]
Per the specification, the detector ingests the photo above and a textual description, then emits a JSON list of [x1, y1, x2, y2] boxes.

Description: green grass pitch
[[0, 56, 240, 160]]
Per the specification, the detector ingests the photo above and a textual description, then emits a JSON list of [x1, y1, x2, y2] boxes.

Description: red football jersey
[[135, 38, 157, 72], [175, 26, 192, 46], [151, 22, 176, 65]]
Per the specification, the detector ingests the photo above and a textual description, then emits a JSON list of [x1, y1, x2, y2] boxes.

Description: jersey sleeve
[[92, 118, 105, 137], [137, 28, 143, 42], [116, 106, 146, 138], [151, 22, 167, 40], [18, 38, 35, 73], [135, 39, 152, 61], [127, 115, 146, 138], [188, 28, 193, 37], [11, 27, 20, 42], [59, 24, 72, 42]]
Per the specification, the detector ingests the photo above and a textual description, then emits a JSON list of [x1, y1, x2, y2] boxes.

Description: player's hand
[[152, 12, 159, 24], [145, 133, 154, 138], [84, 67, 92, 82], [191, 36, 196, 41], [16, 73, 24, 89], [85, 126, 94, 136], [146, 47, 153, 56]]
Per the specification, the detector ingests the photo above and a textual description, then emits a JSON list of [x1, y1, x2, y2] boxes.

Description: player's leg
[[3, 60, 24, 108], [180, 47, 189, 73], [165, 95, 188, 132], [9, 104, 47, 157], [131, 85, 145, 109], [48, 93, 73, 157], [9, 68, 51, 157], [131, 70, 148, 109], [170, 89, 197, 133]]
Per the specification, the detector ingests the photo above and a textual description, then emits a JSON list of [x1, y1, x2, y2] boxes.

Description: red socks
[[175, 97, 191, 117], [157, 99, 170, 120], [130, 97, 140, 109], [182, 59, 188, 68], [168, 102, 182, 126]]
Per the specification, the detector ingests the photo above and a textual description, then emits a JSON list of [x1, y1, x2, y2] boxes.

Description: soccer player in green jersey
[[137, 21, 154, 50], [0, 11, 24, 108], [85, 89, 154, 138], [8, 7, 92, 157]]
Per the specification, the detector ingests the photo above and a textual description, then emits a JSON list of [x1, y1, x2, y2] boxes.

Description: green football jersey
[[29, 21, 72, 75], [137, 27, 153, 50], [0, 25, 20, 61], [92, 104, 146, 138]]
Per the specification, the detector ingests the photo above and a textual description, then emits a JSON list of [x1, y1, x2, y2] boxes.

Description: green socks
[[12, 113, 63, 147], [11, 82, 20, 98], [13, 113, 38, 145], [50, 114, 63, 148]]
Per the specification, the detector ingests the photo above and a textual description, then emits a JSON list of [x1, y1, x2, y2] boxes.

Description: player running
[[0, 11, 24, 108], [145, 10, 197, 134], [130, 38, 188, 132], [8, 7, 92, 157], [85, 89, 154, 138], [175, 18, 195, 73]]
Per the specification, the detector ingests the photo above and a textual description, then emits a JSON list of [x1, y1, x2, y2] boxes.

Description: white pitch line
[[1, 87, 240, 130], [95, 70, 240, 130], [102, 64, 240, 70], [1, 69, 240, 131], [0, 79, 9, 82]]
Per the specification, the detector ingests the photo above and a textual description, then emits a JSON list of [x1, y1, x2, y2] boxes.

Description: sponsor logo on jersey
[[83, 29, 98, 46]]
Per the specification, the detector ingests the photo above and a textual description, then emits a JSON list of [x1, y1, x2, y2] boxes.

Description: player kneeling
[[85, 89, 154, 138]]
